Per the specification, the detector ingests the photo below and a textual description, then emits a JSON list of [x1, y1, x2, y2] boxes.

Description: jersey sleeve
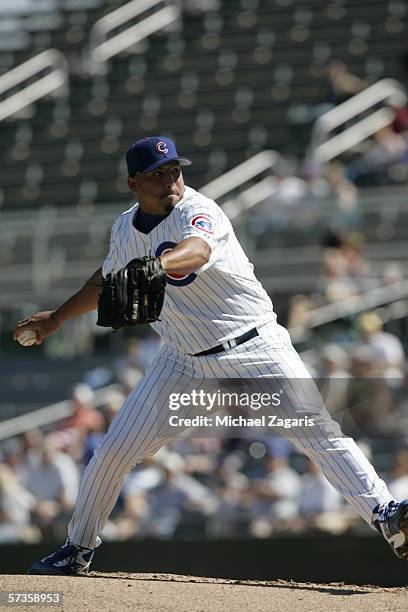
[[102, 226, 121, 278], [178, 198, 229, 273]]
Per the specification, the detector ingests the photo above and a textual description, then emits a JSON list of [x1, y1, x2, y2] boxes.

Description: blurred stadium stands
[[0, 0, 407, 209], [1, 0, 408, 544]]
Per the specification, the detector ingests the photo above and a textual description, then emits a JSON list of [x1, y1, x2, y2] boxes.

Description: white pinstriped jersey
[[102, 186, 276, 354]]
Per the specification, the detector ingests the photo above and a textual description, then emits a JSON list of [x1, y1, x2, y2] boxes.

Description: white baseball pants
[[68, 322, 392, 548]]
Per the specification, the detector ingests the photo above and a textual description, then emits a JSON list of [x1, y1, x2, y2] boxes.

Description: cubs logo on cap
[[155, 141, 169, 154], [126, 136, 192, 175], [191, 214, 215, 235]]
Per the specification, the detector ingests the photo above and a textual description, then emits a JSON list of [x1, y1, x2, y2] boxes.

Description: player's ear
[[127, 176, 139, 194]]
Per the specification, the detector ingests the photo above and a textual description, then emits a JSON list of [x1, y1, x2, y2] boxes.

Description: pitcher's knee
[[92, 435, 153, 472], [90, 437, 132, 471]]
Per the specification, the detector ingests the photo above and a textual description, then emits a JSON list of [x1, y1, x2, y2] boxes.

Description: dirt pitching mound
[[1, 573, 407, 611]]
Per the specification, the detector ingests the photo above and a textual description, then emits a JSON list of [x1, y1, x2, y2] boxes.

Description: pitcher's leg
[[68, 356, 194, 549], [262, 344, 393, 526], [291, 430, 393, 524]]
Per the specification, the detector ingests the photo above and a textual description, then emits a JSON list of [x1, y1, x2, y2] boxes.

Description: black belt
[[193, 327, 259, 357]]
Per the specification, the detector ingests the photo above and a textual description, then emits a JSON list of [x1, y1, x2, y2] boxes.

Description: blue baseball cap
[[126, 136, 192, 176]]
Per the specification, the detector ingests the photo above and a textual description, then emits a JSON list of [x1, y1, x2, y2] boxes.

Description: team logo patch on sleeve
[[191, 214, 215, 235]]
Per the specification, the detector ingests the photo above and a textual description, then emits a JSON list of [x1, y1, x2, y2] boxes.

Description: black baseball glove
[[97, 256, 166, 330]]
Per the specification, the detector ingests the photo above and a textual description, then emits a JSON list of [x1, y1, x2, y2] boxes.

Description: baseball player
[[14, 136, 408, 575]]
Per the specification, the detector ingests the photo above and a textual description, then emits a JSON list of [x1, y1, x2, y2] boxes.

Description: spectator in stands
[[116, 367, 144, 397], [324, 60, 368, 107], [207, 476, 250, 537], [4, 424, 405, 540], [122, 460, 163, 498], [298, 458, 344, 532], [46, 433, 80, 508], [139, 449, 216, 538], [0, 463, 40, 543], [382, 262, 404, 287], [320, 343, 351, 378], [324, 160, 359, 216], [248, 451, 301, 536], [252, 172, 310, 231], [250, 162, 358, 237], [59, 383, 105, 442], [19, 438, 75, 537], [99, 458, 163, 541], [22, 428, 80, 508], [318, 231, 373, 302], [388, 450, 408, 501], [101, 388, 126, 426], [356, 311, 406, 383], [114, 335, 161, 380], [20, 439, 67, 505], [111, 490, 149, 541], [287, 60, 368, 124], [20, 429, 46, 467], [392, 104, 408, 135], [346, 125, 408, 186], [343, 345, 396, 438], [287, 294, 317, 330], [101, 465, 150, 541], [0, 437, 26, 480]]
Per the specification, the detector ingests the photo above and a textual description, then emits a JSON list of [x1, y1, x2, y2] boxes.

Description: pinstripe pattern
[[67, 188, 395, 549], [68, 323, 392, 548], [102, 186, 275, 354]]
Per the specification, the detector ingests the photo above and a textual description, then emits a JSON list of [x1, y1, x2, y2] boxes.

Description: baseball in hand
[[17, 329, 38, 347]]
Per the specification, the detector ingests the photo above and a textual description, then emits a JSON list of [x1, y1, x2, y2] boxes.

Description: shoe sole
[[28, 566, 90, 576]]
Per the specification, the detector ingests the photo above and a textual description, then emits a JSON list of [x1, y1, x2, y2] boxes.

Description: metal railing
[[310, 78, 407, 164], [0, 50, 69, 123], [290, 279, 408, 344], [201, 150, 281, 200], [3, 166, 408, 305], [0, 384, 121, 441], [0, 204, 121, 305], [0, 151, 283, 301], [88, 0, 182, 74], [221, 176, 279, 221]]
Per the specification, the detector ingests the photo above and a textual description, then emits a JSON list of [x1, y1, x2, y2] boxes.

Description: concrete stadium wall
[[1, 535, 407, 586]]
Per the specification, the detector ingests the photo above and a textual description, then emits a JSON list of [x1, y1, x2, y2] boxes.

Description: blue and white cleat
[[28, 540, 95, 575], [373, 499, 408, 560]]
